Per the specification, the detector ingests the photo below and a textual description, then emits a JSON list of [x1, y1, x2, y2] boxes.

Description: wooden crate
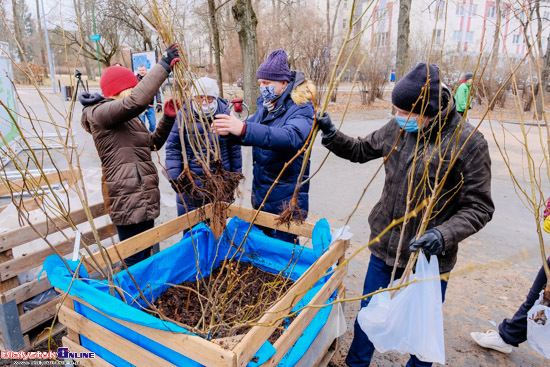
[[57, 204, 349, 367], [0, 169, 116, 351]]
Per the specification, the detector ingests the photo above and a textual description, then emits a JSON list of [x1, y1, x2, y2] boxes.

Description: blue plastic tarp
[[43, 216, 335, 366]]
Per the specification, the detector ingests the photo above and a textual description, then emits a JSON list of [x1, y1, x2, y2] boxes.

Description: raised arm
[[90, 64, 168, 129]]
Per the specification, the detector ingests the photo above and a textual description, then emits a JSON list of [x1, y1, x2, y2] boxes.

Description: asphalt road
[[4, 87, 548, 366]]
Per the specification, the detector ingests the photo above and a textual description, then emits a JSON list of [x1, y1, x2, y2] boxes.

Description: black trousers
[[498, 257, 550, 346], [116, 219, 155, 267]]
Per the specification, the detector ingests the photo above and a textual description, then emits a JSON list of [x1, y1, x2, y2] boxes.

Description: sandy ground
[[2, 86, 549, 366]]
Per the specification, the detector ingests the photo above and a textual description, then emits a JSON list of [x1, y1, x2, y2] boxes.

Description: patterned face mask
[[260, 85, 278, 103]]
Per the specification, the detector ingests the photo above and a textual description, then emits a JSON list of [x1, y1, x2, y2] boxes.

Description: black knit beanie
[[392, 63, 441, 117]]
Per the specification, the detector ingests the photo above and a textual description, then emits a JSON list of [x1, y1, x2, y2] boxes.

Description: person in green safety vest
[[455, 72, 473, 116]]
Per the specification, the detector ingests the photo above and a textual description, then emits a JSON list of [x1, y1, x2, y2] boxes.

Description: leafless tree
[[10, 0, 25, 60], [232, 0, 259, 111], [208, 0, 224, 97], [395, 0, 411, 82]]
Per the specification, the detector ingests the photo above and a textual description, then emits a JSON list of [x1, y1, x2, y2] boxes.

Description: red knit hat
[[100, 66, 138, 97]]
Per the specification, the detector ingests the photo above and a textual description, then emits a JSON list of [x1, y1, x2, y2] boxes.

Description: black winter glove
[[409, 229, 445, 256], [78, 92, 104, 106], [316, 111, 337, 138], [158, 44, 180, 73], [156, 103, 163, 113]]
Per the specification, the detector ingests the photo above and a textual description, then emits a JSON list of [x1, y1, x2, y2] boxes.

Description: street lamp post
[[39, 0, 56, 93]]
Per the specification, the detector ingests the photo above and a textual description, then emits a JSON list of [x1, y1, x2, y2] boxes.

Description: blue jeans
[[498, 257, 550, 346], [139, 106, 156, 132], [346, 254, 449, 367]]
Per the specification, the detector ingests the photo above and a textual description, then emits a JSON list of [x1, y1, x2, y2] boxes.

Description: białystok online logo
[[1, 348, 95, 360]]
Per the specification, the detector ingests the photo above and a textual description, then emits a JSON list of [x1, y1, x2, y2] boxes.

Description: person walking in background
[[316, 63, 494, 366], [136, 65, 164, 132], [470, 201, 550, 354], [213, 49, 316, 244], [165, 77, 242, 216], [78, 44, 180, 267], [455, 72, 474, 116]]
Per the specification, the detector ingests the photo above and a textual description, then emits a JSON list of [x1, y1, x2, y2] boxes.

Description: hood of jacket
[[265, 71, 316, 109], [420, 85, 460, 141], [81, 98, 112, 133]]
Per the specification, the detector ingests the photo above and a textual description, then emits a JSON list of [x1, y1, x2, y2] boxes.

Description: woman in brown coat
[[78, 44, 180, 266]]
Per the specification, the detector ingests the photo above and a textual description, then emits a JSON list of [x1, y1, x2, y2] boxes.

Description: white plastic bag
[[527, 294, 550, 359], [357, 252, 445, 364]]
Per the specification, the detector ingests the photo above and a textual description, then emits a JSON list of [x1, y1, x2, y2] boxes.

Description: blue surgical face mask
[[395, 115, 419, 133], [260, 85, 278, 102]]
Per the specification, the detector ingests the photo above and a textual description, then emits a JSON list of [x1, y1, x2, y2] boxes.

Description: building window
[[374, 32, 388, 48], [343, 18, 347, 29], [512, 34, 520, 44], [436, 1, 446, 18], [465, 31, 474, 42], [343, 0, 347, 9], [456, 5, 464, 16], [434, 29, 443, 44], [375, 8, 388, 19], [519, 11, 527, 23], [487, 5, 496, 18], [452, 30, 462, 42]]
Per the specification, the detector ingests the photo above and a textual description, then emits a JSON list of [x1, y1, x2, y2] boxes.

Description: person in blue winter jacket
[[213, 49, 316, 244], [165, 77, 242, 216]]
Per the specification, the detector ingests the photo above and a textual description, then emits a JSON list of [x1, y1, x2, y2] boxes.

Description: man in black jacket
[[317, 63, 494, 367], [136, 65, 163, 132]]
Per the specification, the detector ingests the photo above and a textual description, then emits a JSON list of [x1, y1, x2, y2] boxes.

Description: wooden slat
[[233, 239, 346, 366], [263, 265, 347, 366], [0, 250, 20, 294], [62, 337, 113, 367], [62, 296, 79, 343], [58, 305, 176, 366], [0, 223, 116, 281], [1, 273, 51, 304], [0, 169, 76, 197], [20, 297, 60, 333], [28, 321, 66, 351], [0, 195, 45, 213], [0, 201, 108, 252], [84, 205, 208, 271], [226, 205, 315, 238], [65, 295, 236, 367]]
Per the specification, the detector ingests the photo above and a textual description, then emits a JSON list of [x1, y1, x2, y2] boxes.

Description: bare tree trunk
[[539, 32, 550, 117], [232, 0, 259, 112], [488, 0, 501, 110], [11, 0, 25, 60], [83, 0, 95, 80], [208, 0, 224, 97], [325, 0, 331, 47], [395, 0, 411, 81], [330, 0, 342, 48], [35, 0, 47, 65], [535, 1, 545, 118], [73, 0, 93, 80]]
